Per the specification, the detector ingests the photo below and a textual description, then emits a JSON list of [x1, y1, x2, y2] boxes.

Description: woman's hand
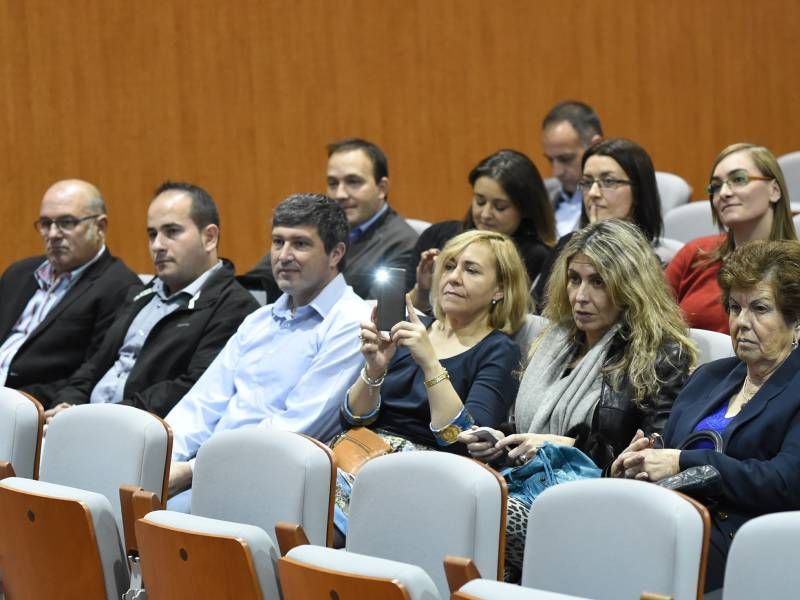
[[458, 427, 506, 463], [390, 295, 439, 375], [610, 429, 651, 478], [636, 449, 682, 482], [359, 306, 396, 377], [497, 433, 557, 464], [411, 249, 439, 310]]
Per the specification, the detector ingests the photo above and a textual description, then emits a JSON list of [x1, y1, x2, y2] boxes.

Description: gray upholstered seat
[[723, 511, 800, 600], [519, 478, 706, 600], [42, 403, 170, 532], [663, 200, 720, 243], [0, 387, 43, 479], [656, 171, 692, 215], [135, 428, 335, 598], [457, 579, 591, 599], [778, 151, 800, 208], [281, 450, 506, 599], [689, 328, 735, 365]]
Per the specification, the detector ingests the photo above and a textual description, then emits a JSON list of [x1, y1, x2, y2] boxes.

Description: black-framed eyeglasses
[[707, 170, 773, 199], [34, 214, 100, 234], [576, 176, 632, 193]]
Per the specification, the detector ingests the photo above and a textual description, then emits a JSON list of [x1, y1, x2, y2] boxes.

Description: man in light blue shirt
[[541, 101, 604, 237], [166, 193, 370, 498]]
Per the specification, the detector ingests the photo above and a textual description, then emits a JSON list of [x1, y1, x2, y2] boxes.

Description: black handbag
[[654, 430, 723, 498]]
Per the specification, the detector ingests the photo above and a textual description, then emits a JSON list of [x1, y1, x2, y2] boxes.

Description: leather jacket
[[570, 331, 693, 469]]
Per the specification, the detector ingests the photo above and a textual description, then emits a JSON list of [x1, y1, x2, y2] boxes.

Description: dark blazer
[[237, 205, 419, 301], [53, 260, 259, 417], [662, 350, 800, 588], [0, 250, 141, 403]]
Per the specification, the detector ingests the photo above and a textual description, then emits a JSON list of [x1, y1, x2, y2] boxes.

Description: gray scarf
[[515, 323, 620, 435]]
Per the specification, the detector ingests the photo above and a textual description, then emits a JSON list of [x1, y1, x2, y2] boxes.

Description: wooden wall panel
[[0, 0, 798, 274]]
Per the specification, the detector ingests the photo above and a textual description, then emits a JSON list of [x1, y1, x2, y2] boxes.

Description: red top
[[665, 234, 729, 334]]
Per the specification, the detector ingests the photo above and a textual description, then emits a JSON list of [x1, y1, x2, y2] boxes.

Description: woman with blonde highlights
[[461, 219, 696, 579], [335, 230, 528, 535], [666, 143, 797, 333]]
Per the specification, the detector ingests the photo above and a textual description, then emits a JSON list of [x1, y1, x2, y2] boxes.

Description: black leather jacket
[[570, 332, 693, 469]]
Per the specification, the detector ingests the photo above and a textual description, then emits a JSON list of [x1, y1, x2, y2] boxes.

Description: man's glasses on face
[[34, 214, 99, 235]]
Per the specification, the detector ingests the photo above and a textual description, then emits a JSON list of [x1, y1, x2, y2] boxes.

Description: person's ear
[[202, 223, 220, 252], [95, 214, 109, 235], [328, 241, 346, 269], [589, 134, 602, 146], [768, 180, 781, 204], [377, 177, 389, 201]]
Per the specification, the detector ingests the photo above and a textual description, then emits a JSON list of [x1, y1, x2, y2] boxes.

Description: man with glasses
[[0, 179, 140, 404], [541, 101, 603, 237], [43, 181, 259, 419]]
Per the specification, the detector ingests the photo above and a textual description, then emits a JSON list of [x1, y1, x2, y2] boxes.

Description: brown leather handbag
[[332, 427, 391, 474]]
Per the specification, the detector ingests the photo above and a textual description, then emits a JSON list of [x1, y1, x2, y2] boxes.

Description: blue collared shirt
[[89, 261, 223, 405], [349, 202, 388, 243], [0, 246, 106, 384], [165, 273, 370, 462], [554, 188, 583, 238]]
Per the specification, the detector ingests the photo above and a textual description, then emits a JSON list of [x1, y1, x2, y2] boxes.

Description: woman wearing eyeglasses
[[665, 143, 797, 333], [533, 138, 666, 311]]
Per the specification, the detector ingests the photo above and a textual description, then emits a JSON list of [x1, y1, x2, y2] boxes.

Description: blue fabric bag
[[500, 442, 601, 506]]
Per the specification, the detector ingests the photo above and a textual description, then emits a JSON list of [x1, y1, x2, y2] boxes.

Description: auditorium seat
[[778, 151, 800, 209], [406, 218, 432, 235], [656, 171, 692, 215], [278, 451, 507, 599], [0, 403, 171, 599], [134, 428, 335, 599], [448, 478, 709, 600], [663, 201, 720, 243], [689, 328, 735, 365], [0, 388, 43, 479]]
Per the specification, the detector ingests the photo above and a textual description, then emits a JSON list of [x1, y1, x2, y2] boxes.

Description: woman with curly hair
[[460, 218, 697, 579]]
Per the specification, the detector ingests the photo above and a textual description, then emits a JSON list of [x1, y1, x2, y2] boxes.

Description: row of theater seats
[[1, 388, 796, 599]]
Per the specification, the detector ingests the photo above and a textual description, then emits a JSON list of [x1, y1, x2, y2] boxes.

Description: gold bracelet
[[424, 369, 449, 389]]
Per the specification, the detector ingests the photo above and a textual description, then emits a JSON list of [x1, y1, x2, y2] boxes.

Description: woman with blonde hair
[[335, 229, 529, 535], [666, 143, 797, 333], [460, 219, 697, 579]]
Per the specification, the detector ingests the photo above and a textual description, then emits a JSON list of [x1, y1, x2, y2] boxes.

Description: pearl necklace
[[738, 375, 761, 405]]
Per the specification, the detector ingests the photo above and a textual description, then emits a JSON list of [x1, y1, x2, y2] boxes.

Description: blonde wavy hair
[[543, 219, 697, 403], [431, 230, 530, 334]]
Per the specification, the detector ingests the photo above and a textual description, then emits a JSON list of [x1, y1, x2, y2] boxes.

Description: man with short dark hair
[[0, 179, 140, 405], [541, 101, 604, 236], [239, 138, 418, 300], [44, 181, 258, 418], [166, 193, 370, 502]]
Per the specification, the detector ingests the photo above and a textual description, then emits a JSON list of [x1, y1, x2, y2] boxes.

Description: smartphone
[[375, 267, 406, 332], [469, 427, 505, 444]]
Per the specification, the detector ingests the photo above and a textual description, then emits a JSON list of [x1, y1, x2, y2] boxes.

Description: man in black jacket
[[0, 179, 141, 403], [45, 181, 258, 418], [238, 138, 419, 300]]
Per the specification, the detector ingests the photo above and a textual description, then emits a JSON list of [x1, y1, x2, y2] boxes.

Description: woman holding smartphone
[[334, 229, 529, 535]]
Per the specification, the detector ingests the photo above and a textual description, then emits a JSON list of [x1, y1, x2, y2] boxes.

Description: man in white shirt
[[541, 101, 604, 237], [166, 193, 370, 502]]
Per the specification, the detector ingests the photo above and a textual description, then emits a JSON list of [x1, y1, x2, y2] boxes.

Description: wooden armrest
[[120, 485, 162, 555], [0, 460, 15, 480], [275, 521, 310, 556], [641, 593, 673, 600], [444, 555, 481, 593]]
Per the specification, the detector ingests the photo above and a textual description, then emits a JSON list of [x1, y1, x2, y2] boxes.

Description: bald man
[[0, 179, 140, 406]]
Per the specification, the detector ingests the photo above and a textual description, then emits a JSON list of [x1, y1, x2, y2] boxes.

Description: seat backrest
[[778, 151, 800, 208], [0, 388, 44, 479], [654, 237, 685, 265], [513, 314, 550, 358], [40, 403, 171, 533], [689, 328, 734, 365], [0, 477, 129, 599], [191, 428, 334, 546], [723, 511, 800, 600], [406, 218, 432, 236], [793, 212, 800, 236], [521, 479, 708, 600], [347, 452, 506, 598], [663, 201, 720, 243], [656, 171, 692, 215]]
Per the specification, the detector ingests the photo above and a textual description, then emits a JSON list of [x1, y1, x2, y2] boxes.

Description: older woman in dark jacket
[[461, 219, 696, 579], [613, 240, 800, 593]]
